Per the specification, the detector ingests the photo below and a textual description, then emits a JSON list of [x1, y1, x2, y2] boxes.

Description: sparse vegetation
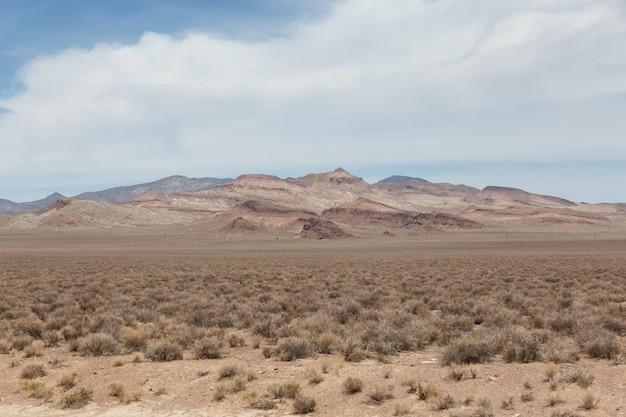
[[60, 387, 93, 409], [145, 340, 183, 362], [20, 363, 46, 379], [366, 385, 394, 404], [0, 232, 623, 415], [342, 376, 364, 394], [293, 394, 316, 414]]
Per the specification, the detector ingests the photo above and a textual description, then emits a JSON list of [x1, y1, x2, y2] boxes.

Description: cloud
[[1, 0, 625, 200]]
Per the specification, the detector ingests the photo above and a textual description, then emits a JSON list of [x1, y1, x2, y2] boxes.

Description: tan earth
[[0, 228, 624, 416]]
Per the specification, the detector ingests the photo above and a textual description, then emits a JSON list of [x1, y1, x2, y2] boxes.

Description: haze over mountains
[[1, 168, 624, 237]]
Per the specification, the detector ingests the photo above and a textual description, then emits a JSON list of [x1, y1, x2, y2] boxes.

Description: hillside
[[2, 168, 625, 236]]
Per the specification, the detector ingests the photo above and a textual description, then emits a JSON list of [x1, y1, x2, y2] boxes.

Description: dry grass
[[0, 231, 624, 415]]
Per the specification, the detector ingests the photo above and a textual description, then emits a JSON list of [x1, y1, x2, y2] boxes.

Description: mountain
[[74, 175, 232, 204], [378, 175, 429, 183], [2, 168, 626, 235], [0, 192, 65, 215]]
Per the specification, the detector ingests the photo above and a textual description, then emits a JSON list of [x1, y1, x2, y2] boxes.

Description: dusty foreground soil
[[0, 228, 625, 416]]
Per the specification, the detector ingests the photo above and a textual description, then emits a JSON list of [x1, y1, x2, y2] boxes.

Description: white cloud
[[1, 0, 626, 200]]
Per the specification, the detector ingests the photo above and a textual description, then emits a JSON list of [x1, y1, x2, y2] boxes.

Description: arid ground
[[0, 228, 624, 416]]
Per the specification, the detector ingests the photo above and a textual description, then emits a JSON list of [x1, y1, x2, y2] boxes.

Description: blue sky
[[1, 0, 626, 203]]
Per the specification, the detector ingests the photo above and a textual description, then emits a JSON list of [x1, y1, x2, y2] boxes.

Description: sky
[[1, 0, 626, 203]]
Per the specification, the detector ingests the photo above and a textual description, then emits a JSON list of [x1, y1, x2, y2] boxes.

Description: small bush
[[119, 327, 149, 351], [339, 336, 365, 362], [366, 385, 394, 404], [145, 340, 183, 362], [194, 336, 223, 359], [109, 382, 127, 402], [218, 364, 242, 379], [342, 376, 364, 394], [308, 371, 323, 385], [21, 363, 46, 379], [417, 382, 439, 401], [447, 366, 465, 381], [212, 384, 227, 402], [0, 339, 11, 354], [230, 377, 247, 393], [520, 392, 534, 402], [227, 334, 245, 347], [60, 387, 93, 409], [474, 398, 494, 417], [21, 380, 52, 400], [394, 402, 411, 416], [432, 392, 455, 410], [79, 333, 119, 356], [560, 369, 594, 389], [580, 392, 598, 410], [547, 394, 565, 407], [276, 337, 311, 361], [244, 391, 276, 410], [317, 332, 339, 354], [441, 340, 493, 365], [58, 373, 77, 391], [293, 394, 316, 414], [12, 336, 33, 351]]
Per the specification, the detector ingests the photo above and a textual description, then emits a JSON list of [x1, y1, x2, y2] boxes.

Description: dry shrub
[[474, 398, 494, 417], [119, 327, 149, 351], [560, 369, 594, 389], [42, 330, 61, 347], [60, 387, 93, 409], [79, 333, 119, 356], [244, 391, 276, 410], [268, 381, 300, 399], [23, 341, 44, 358], [0, 338, 11, 354], [12, 335, 33, 351], [60, 325, 79, 341], [342, 376, 364, 394], [339, 336, 365, 362], [21, 380, 53, 400], [218, 364, 241, 379], [108, 382, 127, 402], [145, 340, 183, 361], [577, 328, 620, 359], [417, 382, 439, 401], [441, 338, 493, 365], [432, 392, 456, 410], [227, 333, 245, 347], [580, 392, 599, 410], [541, 338, 580, 363], [316, 332, 339, 354], [212, 384, 226, 402], [193, 336, 223, 359], [366, 385, 394, 404], [58, 373, 77, 391], [21, 363, 46, 379], [293, 394, 316, 414], [13, 315, 45, 339], [504, 334, 541, 363], [276, 337, 311, 361]]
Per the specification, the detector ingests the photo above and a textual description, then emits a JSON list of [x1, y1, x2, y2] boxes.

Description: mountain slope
[[0, 193, 65, 215], [74, 175, 232, 204]]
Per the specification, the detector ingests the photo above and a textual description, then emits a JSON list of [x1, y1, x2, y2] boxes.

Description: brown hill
[[3, 168, 626, 233], [200, 200, 321, 236], [323, 198, 481, 234], [5, 198, 199, 230], [299, 217, 352, 239]]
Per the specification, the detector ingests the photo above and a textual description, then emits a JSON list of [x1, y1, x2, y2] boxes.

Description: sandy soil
[[0, 228, 624, 416]]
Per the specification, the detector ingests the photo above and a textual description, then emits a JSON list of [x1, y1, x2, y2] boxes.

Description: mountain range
[[1, 168, 624, 237]]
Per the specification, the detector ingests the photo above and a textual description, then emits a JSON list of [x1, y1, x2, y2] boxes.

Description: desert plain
[[0, 226, 624, 417]]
